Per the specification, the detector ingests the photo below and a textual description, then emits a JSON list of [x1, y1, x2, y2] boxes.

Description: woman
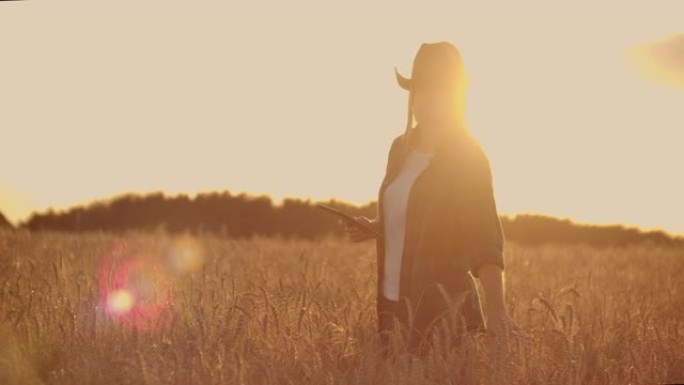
[[342, 41, 521, 357]]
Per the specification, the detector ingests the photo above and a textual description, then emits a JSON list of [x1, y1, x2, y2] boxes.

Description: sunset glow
[[1, 2, 683, 235]]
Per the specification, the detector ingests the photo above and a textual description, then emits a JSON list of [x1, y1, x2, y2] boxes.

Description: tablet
[[316, 204, 384, 239]]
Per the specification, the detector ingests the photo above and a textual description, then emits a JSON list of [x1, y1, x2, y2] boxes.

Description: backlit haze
[[1, 1, 683, 235]]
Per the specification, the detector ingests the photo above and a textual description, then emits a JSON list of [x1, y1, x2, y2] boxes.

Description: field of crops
[[0, 228, 682, 384]]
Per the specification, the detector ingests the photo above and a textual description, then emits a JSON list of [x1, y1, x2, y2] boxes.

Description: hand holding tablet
[[316, 204, 384, 239]]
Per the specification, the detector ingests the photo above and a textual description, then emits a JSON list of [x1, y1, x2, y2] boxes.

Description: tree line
[[2, 190, 681, 247], [0, 211, 12, 229]]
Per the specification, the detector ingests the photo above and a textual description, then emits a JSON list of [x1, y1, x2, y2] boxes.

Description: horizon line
[[3, 187, 684, 239]]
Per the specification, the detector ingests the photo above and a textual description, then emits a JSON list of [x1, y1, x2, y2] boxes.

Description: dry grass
[[0, 228, 682, 384]]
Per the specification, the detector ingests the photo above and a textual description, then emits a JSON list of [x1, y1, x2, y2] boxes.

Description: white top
[[382, 149, 435, 301]]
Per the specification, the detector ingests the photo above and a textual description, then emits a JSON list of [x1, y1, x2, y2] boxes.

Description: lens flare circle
[[98, 239, 172, 331], [164, 234, 205, 274], [106, 289, 134, 315], [98, 234, 206, 332]]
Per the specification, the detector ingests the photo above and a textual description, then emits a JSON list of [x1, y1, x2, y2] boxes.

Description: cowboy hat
[[395, 41, 465, 91]]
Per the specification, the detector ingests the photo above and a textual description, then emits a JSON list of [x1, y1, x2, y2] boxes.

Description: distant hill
[[500, 213, 680, 247], [18, 189, 684, 247], [0, 210, 13, 229], [20, 190, 370, 241]]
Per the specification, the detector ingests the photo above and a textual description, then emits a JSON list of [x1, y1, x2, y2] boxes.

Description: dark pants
[[377, 291, 484, 358]]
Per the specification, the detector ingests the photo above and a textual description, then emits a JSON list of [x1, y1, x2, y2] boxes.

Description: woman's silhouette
[[342, 41, 521, 357]]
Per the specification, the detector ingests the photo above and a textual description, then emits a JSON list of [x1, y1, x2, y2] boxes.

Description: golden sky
[[1, 1, 683, 235]]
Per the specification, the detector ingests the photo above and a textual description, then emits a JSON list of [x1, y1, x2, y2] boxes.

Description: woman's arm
[[465, 149, 505, 280], [369, 216, 382, 234], [462, 147, 520, 335]]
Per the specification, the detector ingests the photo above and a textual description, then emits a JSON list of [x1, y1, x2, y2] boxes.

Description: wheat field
[[0, 228, 682, 385]]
